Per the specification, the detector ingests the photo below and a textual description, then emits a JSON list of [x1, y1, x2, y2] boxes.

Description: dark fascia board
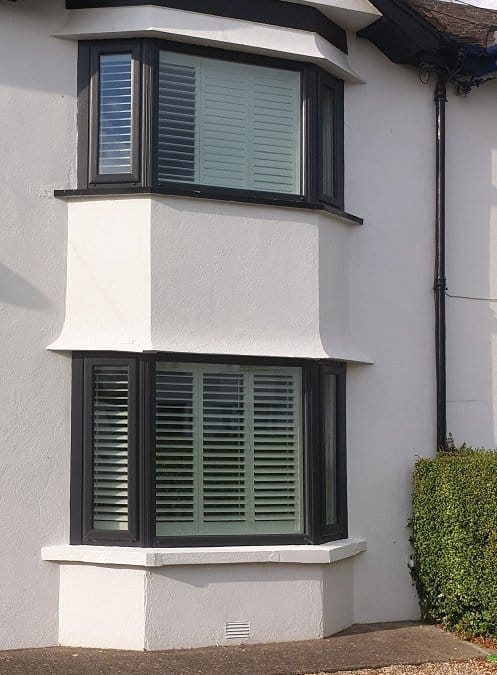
[[65, 0, 348, 54], [358, 0, 445, 67]]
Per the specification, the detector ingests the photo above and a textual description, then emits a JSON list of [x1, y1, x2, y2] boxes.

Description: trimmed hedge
[[411, 448, 497, 637]]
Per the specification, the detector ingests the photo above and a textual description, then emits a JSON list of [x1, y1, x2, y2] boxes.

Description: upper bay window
[[78, 39, 345, 210]]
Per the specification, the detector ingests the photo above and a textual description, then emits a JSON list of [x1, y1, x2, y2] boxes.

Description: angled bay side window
[[71, 354, 346, 547], [87, 42, 141, 185], [78, 40, 344, 209]]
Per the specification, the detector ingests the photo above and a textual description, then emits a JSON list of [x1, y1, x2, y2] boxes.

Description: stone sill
[[42, 538, 367, 567]]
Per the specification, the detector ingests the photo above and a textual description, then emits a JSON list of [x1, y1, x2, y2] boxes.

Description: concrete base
[[45, 541, 366, 650]]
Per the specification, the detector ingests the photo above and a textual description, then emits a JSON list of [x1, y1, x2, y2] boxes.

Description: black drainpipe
[[434, 72, 447, 450]]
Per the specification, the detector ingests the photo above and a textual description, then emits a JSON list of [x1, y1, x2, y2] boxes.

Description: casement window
[[78, 39, 345, 210], [71, 354, 347, 547]]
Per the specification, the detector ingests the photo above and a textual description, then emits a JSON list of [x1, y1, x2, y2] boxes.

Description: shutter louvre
[[250, 69, 301, 194], [157, 51, 301, 194], [155, 369, 196, 532], [98, 54, 132, 175], [253, 372, 301, 527], [202, 372, 246, 523], [92, 366, 129, 531], [158, 54, 198, 184]]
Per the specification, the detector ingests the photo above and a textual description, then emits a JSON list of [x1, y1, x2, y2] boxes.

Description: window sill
[[53, 188, 364, 226], [42, 537, 367, 567]]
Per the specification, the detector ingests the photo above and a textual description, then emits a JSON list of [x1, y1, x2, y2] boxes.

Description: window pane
[[202, 372, 246, 524], [320, 84, 335, 201], [155, 369, 195, 533], [98, 53, 132, 175], [155, 363, 303, 537], [157, 51, 301, 194], [92, 365, 129, 531], [158, 54, 198, 184], [324, 372, 337, 525]]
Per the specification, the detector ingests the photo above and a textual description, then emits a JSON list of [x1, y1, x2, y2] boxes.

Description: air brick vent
[[225, 621, 251, 640]]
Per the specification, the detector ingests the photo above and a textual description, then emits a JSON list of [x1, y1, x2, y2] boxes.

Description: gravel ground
[[312, 658, 497, 674]]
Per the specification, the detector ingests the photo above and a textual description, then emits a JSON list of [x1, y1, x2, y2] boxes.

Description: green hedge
[[411, 448, 497, 637]]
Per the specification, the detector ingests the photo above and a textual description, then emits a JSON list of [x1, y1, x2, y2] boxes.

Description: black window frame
[[71, 352, 347, 547], [87, 41, 143, 186], [77, 38, 345, 211], [317, 71, 344, 210]]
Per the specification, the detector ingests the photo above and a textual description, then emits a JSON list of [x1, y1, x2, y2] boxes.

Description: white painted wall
[[345, 39, 436, 622], [3, 0, 497, 652], [445, 79, 497, 448], [55, 553, 361, 650], [0, 0, 76, 650]]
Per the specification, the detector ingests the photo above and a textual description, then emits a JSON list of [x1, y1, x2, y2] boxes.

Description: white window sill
[[42, 538, 366, 568]]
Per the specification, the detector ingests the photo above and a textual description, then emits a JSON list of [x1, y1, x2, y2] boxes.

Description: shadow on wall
[[0, 263, 52, 310]]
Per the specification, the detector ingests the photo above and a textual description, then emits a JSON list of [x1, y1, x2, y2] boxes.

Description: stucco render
[[0, 0, 76, 651], [1, 0, 496, 653]]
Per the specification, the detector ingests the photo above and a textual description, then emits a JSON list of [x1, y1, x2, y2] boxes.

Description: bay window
[[71, 354, 347, 547], [77, 39, 345, 210]]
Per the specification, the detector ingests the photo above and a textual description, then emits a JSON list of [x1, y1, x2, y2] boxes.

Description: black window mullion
[[70, 354, 85, 544], [335, 367, 348, 538], [141, 40, 157, 189], [77, 42, 91, 190], [303, 65, 319, 205], [140, 354, 155, 547]]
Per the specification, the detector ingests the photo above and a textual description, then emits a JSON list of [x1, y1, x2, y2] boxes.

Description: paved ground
[[0, 622, 488, 675]]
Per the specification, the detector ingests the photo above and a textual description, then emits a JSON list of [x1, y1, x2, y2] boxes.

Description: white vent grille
[[225, 621, 251, 640]]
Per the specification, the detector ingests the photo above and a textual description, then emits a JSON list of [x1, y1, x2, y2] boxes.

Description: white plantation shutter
[[98, 53, 133, 175], [253, 372, 301, 527], [155, 369, 196, 526], [158, 51, 301, 194], [92, 365, 129, 531], [157, 56, 198, 184], [250, 69, 301, 193], [155, 363, 302, 537], [202, 372, 246, 525], [199, 62, 250, 190]]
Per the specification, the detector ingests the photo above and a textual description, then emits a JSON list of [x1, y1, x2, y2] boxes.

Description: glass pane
[[98, 53, 132, 175], [155, 363, 303, 537], [321, 84, 335, 201], [324, 372, 337, 525], [157, 51, 302, 195], [158, 53, 198, 184], [202, 372, 246, 524], [155, 368, 196, 536], [92, 365, 129, 531]]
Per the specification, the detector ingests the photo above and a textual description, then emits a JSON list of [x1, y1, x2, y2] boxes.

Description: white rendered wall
[[0, 0, 76, 650], [6, 0, 497, 652], [53, 552, 362, 650], [345, 39, 436, 623], [445, 80, 497, 449], [53, 196, 370, 362]]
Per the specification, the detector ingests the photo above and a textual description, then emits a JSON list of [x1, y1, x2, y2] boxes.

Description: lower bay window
[[71, 353, 347, 547]]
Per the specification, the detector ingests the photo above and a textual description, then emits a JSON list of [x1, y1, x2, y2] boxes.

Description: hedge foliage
[[411, 448, 497, 637]]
